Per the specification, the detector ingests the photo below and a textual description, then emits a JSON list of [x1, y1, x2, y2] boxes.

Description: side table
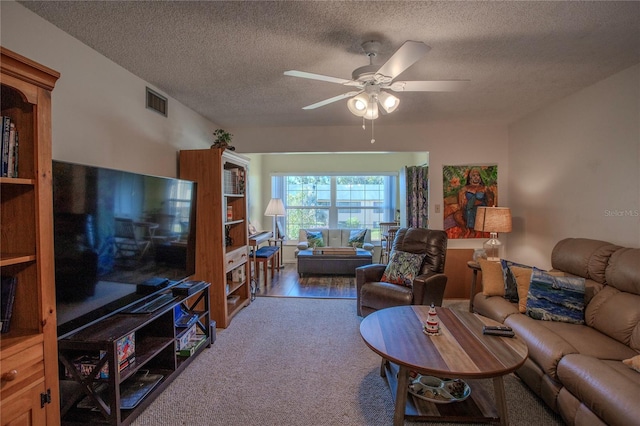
[[467, 260, 481, 312]]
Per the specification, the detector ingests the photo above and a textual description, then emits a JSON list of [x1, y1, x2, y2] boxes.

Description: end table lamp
[[264, 198, 286, 240], [474, 207, 512, 261]]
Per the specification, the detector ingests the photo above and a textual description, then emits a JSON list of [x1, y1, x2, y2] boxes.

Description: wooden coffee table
[[360, 306, 528, 425]]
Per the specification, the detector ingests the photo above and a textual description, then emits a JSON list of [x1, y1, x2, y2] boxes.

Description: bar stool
[[253, 246, 280, 286], [379, 222, 400, 263]]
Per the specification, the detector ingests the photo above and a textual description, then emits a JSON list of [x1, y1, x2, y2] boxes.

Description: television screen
[[53, 161, 197, 338]]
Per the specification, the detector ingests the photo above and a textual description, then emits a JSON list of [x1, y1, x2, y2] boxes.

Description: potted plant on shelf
[[211, 129, 235, 151]]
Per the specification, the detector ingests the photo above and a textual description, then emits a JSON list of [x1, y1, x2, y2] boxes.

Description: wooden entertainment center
[[57, 283, 211, 425]]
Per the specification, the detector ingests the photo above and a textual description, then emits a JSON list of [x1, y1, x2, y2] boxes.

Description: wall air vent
[[146, 87, 167, 117]]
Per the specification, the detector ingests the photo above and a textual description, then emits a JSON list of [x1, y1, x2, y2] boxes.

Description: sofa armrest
[[297, 241, 309, 250], [362, 242, 374, 252], [412, 272, 448, 307]]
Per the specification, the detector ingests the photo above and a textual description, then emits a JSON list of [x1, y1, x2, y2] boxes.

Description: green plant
[[213, 128, 232, 144]]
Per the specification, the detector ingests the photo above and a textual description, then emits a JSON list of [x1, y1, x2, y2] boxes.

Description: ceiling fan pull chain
[[371, 117, 375, 144], [362, 116, 366, 130]]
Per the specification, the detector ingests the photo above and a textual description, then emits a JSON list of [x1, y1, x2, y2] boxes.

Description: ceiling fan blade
[[284, 70, 352, 85], [374, 41, 431, 82], [388, 80, 469, 92], [301, 91, 362, 110]]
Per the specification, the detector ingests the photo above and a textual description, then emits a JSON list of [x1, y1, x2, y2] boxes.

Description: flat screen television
[[52, 160, 197, 339]]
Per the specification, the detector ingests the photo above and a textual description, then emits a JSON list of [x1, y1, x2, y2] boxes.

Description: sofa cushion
[[381, 250, 426, 287], [347, 229, 367, 248], [585, 284, 640, 352], [500, 259, 531, 302], [551, 238, 619, 283], [537, 320, 638, 361], [557, 354, 640, 426], [504, 314, 578, 380], [526, 269, 586, 324], [472, 293, 520, 323], [510, 266, 534, 313], [606, 247, 640, 295], [478, 259, 504, 296], [305, 230, 325, 248]]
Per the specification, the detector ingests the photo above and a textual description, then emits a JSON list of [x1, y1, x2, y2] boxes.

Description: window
[[271, 174, 397, 242]]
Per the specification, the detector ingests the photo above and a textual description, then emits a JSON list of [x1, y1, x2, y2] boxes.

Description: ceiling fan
[[284, 40, 468, 120]]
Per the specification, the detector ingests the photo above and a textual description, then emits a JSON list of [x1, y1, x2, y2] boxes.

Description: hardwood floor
[[254, 262, 357, 298]]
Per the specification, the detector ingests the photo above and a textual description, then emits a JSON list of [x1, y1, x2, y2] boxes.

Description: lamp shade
[[347, 93, 369, 117], [377, 91, 400, 113], [474, 207, 512, 233], [264, 198, 285, 217]]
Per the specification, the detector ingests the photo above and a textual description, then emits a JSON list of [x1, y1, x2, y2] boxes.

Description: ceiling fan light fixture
[[364, 97, 379, 120], [347, 93, 369, 117], [378, 91, 400, 113]]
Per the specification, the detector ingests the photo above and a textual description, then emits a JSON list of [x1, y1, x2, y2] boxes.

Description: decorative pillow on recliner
[[380, 250, 426, 288], [305, 231, 325, 248], [526, 268, 586, 324], [348, 229, 367, 248]]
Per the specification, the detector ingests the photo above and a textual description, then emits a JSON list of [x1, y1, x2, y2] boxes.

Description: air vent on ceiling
[[146, 87, 167, 117]]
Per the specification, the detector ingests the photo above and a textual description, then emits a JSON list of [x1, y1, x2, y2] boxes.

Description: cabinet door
[[0, 381, 46, 426]]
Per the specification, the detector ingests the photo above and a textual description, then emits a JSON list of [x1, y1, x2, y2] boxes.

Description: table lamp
[[474, 207, 512, 261], [264, 198, 286, 239]]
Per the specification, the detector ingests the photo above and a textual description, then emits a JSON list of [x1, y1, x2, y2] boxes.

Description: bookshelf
[[0, 47, 60, 425], [179, 148, 251, 328]]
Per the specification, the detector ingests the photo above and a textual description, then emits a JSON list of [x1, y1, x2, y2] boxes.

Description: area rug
[[132, 297, 563, 426]]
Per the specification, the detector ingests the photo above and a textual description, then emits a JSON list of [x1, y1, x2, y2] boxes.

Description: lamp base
[[483, 233, 503, 262]]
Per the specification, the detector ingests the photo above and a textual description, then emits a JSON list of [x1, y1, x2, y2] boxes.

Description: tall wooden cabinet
[[179, 148, 251, 328], [0, 47, 61, 425]]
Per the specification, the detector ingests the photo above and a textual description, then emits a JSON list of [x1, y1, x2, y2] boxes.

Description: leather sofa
[[356, 228, 448, 317], [472, 238, 640, 426]]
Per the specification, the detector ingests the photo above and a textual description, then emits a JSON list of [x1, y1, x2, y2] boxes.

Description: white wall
[[1, 1, 215, 177], [508, 64, 640, 269]]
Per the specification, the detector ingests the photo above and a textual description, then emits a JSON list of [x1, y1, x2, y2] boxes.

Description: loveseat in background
[[473, 238, 640, 426], [295, 228, 374, 254]]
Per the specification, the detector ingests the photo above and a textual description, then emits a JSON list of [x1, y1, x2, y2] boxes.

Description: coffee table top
[[360, 306, 528, 379]]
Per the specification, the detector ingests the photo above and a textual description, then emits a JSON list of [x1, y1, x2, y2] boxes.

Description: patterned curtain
[[405, 165, 429, 228]]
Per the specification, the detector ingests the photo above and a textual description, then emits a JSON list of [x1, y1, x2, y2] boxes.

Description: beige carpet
[[132, 298, 563, 425]]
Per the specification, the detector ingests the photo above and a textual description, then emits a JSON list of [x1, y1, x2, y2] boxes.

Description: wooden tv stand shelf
[[57, 283, 210, 426]]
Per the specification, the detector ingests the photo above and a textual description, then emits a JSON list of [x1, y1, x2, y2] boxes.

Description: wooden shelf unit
[[179, 148, 251, 328], [57, 283, 211, 426], [0, 47, 60, 425]]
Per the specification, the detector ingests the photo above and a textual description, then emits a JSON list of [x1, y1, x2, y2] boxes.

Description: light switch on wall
[[435, 204, 441, 213]]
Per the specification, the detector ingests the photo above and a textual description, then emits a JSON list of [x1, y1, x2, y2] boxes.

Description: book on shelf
[[1, 276, 17, 333], [1, 116, 10, 177], [0, 116, 19, 178]]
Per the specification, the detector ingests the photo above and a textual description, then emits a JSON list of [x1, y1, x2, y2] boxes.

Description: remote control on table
[[482, 327, 515, 337]]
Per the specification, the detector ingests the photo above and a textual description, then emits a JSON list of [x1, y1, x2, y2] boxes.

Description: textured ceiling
[[19, 1, 640, 129]]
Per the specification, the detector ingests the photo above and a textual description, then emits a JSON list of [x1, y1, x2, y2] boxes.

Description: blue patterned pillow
[[526, 268, 586, 324], [348, 229, 367, 248], [501, 259, 534, 303], [306, 231, 325, 248], [381, 250, 426, 287]]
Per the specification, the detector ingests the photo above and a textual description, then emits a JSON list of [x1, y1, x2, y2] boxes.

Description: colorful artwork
[[443, 165, 498, 239]]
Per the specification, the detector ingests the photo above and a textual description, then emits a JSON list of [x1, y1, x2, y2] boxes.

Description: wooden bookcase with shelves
[[0, 47, 61, 425], [179, 148, 251, 328], [57, 284, 211, 425]]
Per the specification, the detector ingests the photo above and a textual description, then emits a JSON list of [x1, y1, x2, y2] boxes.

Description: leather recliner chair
[[356, 227, 448, 317]]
